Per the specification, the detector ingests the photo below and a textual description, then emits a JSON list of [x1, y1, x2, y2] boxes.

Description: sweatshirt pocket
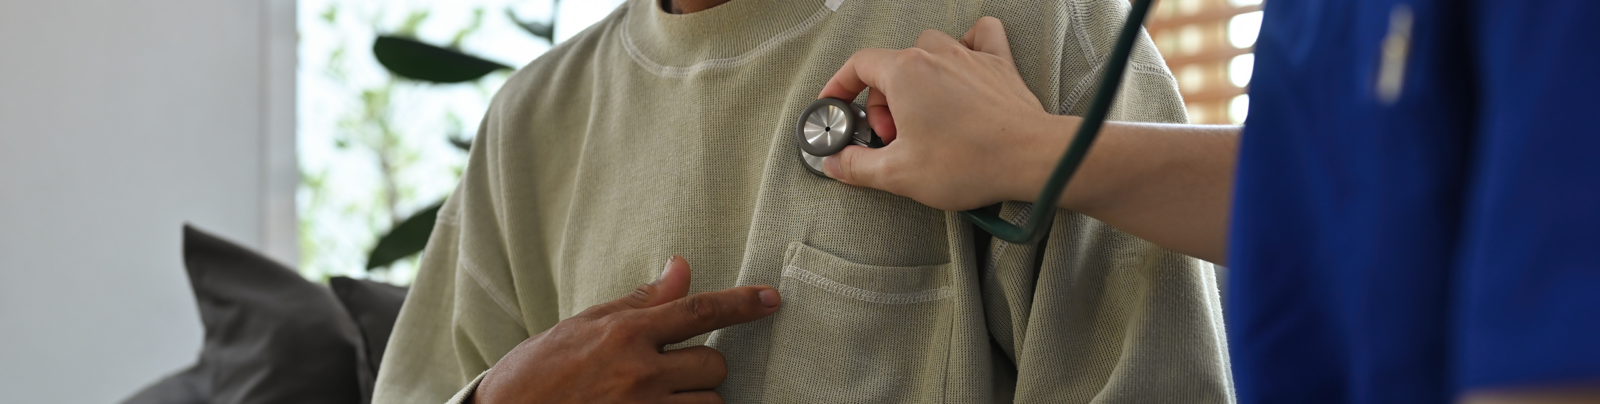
[[761, 242, 956, 403]]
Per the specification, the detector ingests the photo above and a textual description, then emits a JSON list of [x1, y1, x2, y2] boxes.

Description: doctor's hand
[[470, 256, 781, 404], [817, 17, 1075, 211]]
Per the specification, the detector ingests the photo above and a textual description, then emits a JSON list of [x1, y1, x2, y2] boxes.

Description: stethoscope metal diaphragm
[[795, 97, 880, 177]]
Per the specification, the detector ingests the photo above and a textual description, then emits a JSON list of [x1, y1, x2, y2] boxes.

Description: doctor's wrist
[[1005, 113, 1086, 208]]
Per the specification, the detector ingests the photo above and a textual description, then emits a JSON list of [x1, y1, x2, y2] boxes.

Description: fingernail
[[822, 156, 840, 179], [758, 288, 781, 307], [654, 256, 676, 284]]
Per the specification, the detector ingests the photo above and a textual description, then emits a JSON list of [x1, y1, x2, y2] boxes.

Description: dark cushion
[[121, 364, 208, 404], [329, 276, 409, 404], [121, 225, 363, 404]]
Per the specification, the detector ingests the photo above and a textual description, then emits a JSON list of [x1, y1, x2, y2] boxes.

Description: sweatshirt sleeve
[[372, 115, 534, 404]]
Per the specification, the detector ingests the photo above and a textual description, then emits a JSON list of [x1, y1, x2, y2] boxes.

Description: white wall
[[0, 0, 297, 402]]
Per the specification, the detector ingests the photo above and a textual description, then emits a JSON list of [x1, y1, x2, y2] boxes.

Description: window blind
[[1147, 0, 1263, 124]]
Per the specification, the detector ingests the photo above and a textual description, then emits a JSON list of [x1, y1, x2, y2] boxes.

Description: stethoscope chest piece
[[795, 97, 879, 177]]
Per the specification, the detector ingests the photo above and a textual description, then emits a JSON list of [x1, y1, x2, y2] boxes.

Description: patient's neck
[[663, 0, 734, 14]]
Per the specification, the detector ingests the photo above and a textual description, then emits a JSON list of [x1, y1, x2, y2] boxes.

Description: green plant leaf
[[451, 8, 487, 49], [448, 135, 473, 151], [506, 8, 554, 43], [366, 201, 443, 270], [373, 36, 510, 83]]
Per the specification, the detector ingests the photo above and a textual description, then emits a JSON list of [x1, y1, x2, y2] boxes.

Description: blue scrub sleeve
[[1455, 0, 1600, 392]]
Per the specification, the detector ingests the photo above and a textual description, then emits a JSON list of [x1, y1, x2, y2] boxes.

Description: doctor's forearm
[[1016, 116, 1239, 264]]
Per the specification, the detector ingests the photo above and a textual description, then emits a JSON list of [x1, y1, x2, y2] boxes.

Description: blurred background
[[0, 0, 1257, 402], [1149, 0, 1263, 125]]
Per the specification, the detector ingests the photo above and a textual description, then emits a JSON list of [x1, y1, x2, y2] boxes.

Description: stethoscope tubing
[[961, 0, 1157, 244]]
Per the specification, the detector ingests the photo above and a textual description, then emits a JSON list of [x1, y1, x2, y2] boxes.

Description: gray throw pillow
[[121, 225, 363, 404], [121, 364, 208, 404], [329, 276, 408, 404]]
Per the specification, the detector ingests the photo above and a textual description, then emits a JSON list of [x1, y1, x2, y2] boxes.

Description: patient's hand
[[470, 256, 781, 404]]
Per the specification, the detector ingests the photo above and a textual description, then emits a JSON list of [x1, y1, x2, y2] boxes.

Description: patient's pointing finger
[[664, 390, 724, 404], [631, 286, 781, 345]]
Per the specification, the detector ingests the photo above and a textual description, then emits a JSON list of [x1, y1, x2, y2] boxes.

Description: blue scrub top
[[1230, 0, 1600, 403]]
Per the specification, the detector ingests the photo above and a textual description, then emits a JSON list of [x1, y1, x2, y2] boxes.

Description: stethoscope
[[796, 0, 1156, 245], [794, 97, 883, 177]]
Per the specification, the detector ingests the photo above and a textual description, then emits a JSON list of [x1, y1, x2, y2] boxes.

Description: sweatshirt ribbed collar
[[620, 0, 831, 77]]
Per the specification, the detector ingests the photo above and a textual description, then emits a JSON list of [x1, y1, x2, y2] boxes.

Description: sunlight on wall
[[296, 0, 623, 284], [1227, 11, 1263, 49], [1228, 53, 1254, 88], [1225, 11, 1261, 123], [1149, 0, 1265, 125], [1229, 94, 1250, 125]]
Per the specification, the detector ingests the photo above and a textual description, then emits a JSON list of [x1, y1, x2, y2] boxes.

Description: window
[[1147, 0, 1264, 124], [297, 0, 622, 283]]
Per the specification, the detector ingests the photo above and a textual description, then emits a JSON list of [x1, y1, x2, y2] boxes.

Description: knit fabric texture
[[373, 0, 1233, 402]]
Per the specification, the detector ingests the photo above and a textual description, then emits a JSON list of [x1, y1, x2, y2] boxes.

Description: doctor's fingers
[[867, 87, 897, 143], [959, 17, 1036, 106], [914, 28, 964, 54], [961, 17, 1014, 61], [818, 47, 898, 102], [824, 145, 897, 191]]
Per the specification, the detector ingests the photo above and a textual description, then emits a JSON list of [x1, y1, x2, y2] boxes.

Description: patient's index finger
[[630, 286, 781, 345], [818, 48, 896, 101]]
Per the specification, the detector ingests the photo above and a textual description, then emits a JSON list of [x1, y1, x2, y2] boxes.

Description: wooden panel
[[1145, 0, 1262, 124], [1148, 4, 1262, 32], [1163, 46, 1252, 68], [1181, 87, 1246, 105]]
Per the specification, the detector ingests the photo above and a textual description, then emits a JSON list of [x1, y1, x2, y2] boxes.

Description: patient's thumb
[[648, 255, 693, 305], [587, 255, 693, 316], [823, 146, 886, 189]]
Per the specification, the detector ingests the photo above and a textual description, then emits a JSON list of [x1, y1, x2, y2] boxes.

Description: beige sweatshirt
[[374, 0, 1233, 402]]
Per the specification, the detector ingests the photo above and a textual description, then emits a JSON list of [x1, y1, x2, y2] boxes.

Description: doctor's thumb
[[823, 146, 888, 189]]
